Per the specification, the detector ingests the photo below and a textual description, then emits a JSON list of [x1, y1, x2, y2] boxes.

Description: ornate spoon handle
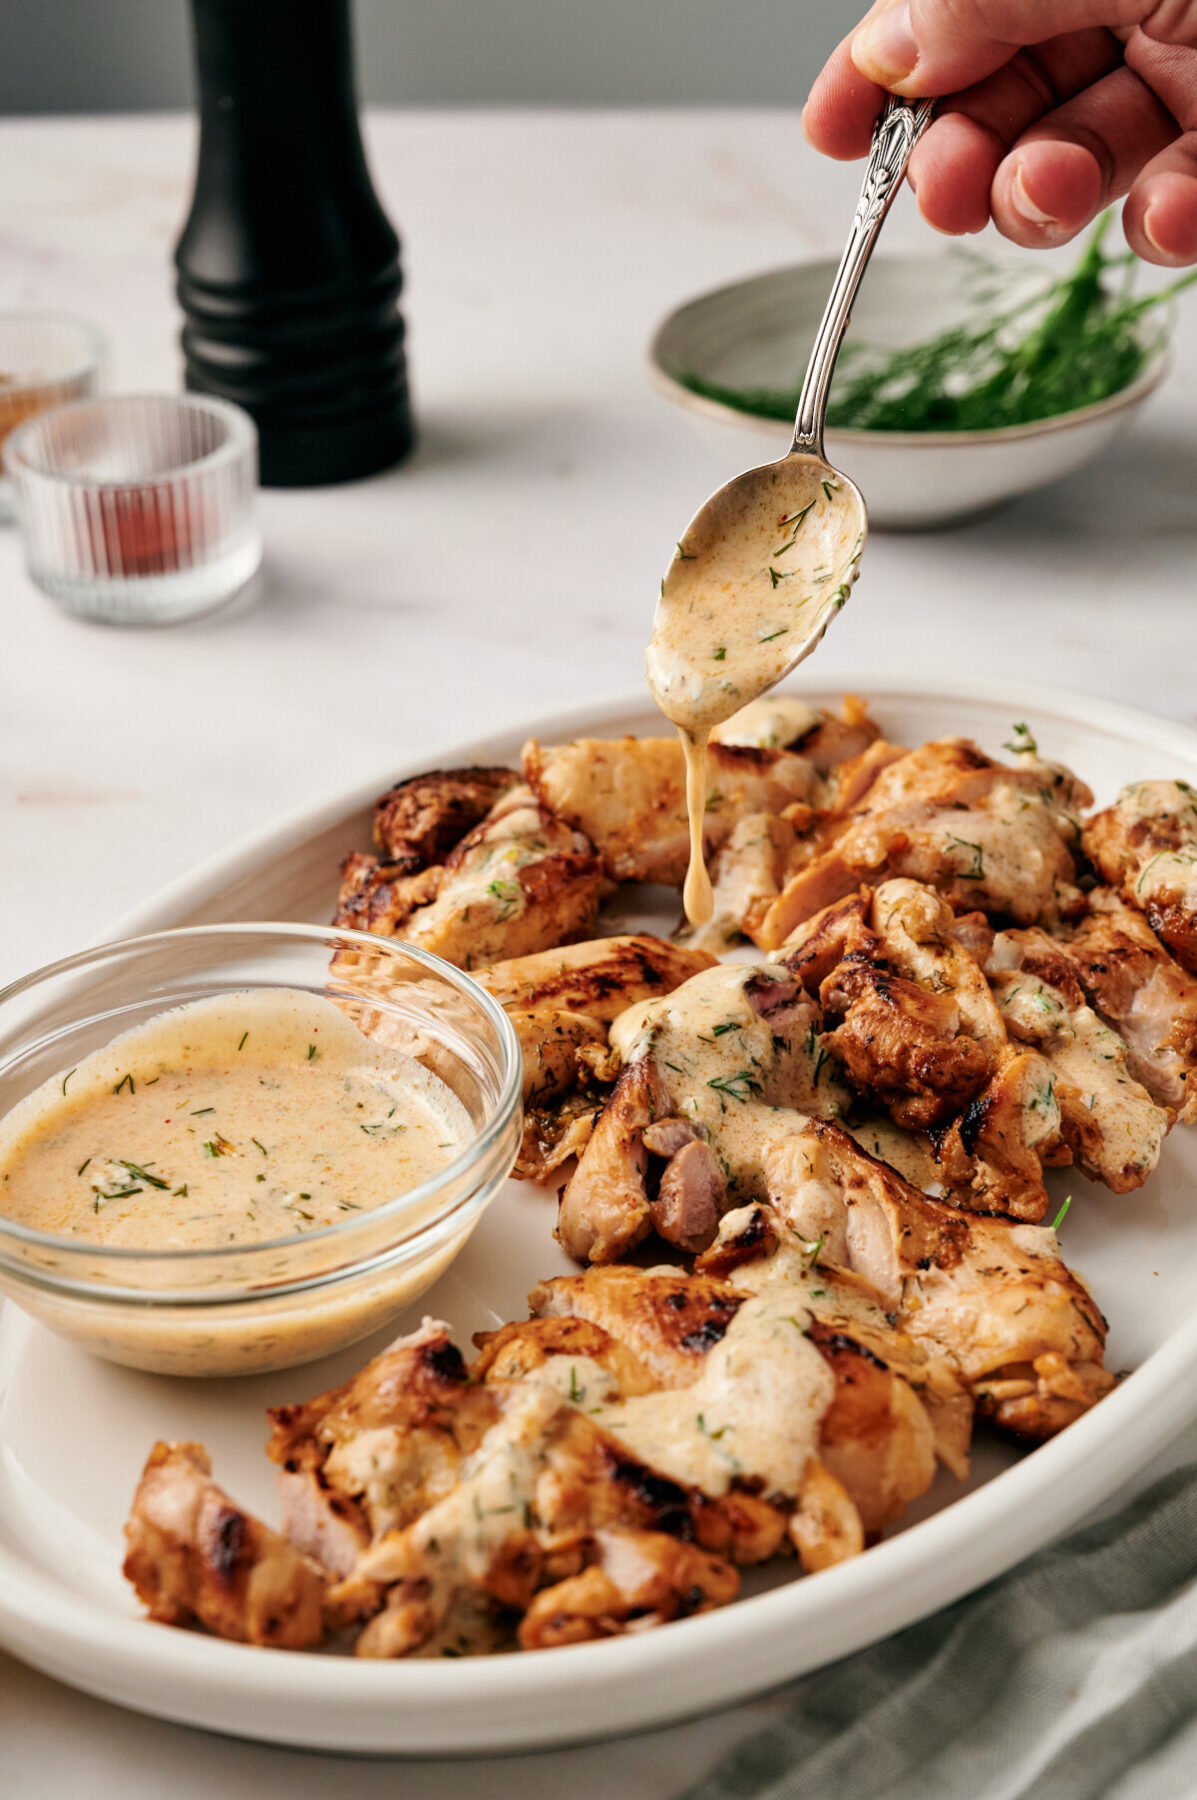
[[791, 93, 934, 459]]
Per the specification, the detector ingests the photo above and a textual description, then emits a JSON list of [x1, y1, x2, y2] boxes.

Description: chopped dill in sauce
[[0, 990, 473, 1252]]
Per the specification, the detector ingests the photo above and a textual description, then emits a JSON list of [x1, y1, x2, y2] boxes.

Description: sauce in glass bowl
[[0, 924, 522, 1377], [0, 989, 472, 1251]]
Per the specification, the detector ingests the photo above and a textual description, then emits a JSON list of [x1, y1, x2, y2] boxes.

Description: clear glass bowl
[[0, 924, 522, 1377], [0, 313, 105, 524], [3, 392, 261, 625]]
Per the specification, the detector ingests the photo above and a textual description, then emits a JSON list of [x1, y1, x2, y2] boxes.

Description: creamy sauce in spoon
[[647, 455, 863, 924]]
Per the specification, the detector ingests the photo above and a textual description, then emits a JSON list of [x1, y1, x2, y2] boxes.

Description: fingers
[[805, 0, 1197, 265], [1122, 22, 1197, 130], [990, 65, 1178, 245], [992, 140, 1107, 244], [1125, 136, 1197, 262], [803, 25, 891, 159], [851, 0, 1148, 96], [908, 114, 1002, 232], [905, 30, 1123, 233]]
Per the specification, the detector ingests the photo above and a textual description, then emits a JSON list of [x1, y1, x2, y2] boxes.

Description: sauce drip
[[646, 456, 863, 924], [680, 728, 714, 925]]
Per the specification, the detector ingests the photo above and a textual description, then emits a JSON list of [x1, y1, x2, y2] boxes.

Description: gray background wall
[[1, 1, 856, 114]]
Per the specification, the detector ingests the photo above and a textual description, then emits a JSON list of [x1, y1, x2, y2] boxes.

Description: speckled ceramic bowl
[[649, 255, 1170, 530]]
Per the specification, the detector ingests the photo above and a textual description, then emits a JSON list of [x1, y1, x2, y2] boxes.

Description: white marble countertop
[[1, 108, 1196, 1796]]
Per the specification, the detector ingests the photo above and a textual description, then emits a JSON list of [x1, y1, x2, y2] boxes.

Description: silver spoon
[[647, 94, 935, 750]]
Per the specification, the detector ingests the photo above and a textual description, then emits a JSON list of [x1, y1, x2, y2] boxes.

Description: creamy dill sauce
[[610, 962, 842, 1201], [710, 694, 822, 751], [1115, 781, 1197, 908], [646, 457, 862, 925], [989, 964, 1166, 1176], [593, 1294, 833, 1499], [0, 989, 473, 1251]]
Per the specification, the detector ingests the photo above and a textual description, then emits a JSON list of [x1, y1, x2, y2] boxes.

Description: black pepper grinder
[[175, 0, 413, 487]]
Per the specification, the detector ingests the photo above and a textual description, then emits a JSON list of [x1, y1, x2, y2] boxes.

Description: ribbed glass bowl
[[0, 924, 522, 1377], [3, 392, 261, 624]]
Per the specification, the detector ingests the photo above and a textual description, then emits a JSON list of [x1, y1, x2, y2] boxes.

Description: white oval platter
[[3, 672, 1197, 1756]]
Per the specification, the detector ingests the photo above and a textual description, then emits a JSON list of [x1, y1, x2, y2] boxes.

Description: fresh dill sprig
[[678, 218, 1197, 434]]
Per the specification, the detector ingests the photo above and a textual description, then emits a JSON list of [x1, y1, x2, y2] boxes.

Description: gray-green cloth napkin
[[678, 1467, 1197, 1800]]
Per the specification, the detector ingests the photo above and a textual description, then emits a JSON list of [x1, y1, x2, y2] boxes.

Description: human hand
[[803, 1, 1197, 265]]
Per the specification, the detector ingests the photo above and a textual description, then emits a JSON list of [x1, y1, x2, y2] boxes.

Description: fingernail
[[852, 3, 917, 84], [1143, 204, 1168, 256], [1010, 163, 1058, 227]]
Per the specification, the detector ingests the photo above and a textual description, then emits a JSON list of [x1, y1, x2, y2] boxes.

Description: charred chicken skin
[[123, 1442, 326, 1649], [1083, 780, 1197, 973], [337, 782, 604, 970], [1063, 889, 1197, 1121]]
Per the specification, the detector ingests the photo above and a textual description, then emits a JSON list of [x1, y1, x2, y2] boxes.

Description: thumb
[[851, 0, 1146, 95]]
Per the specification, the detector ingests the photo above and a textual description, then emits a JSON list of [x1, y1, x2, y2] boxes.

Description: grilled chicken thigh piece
[[523, 734, 820, 888], [986, 928, 1168, 1193], [778, 881, 1061, 1220], [269, 1318, 751, 1654], [401, 785, 605, 968], [373, 767, 522, 865], [334, 852, 442, 937], [266, 1320, 498, 1575], [476, 934, 715, 1103], [522, 700, 882, 890], [1083, 780, 1197, 973], [782, 884, 998, 1133], [556, 960, 848, 1263], [337, 766, 521, 937], [926, 1044, 1066, 1222], [516, 1529, 740, 1649], [345, 1283, 867, 1656], [1063, 890, 1197, 1121], [709, 692, 876, 765], [338, 785, 605, 971], [679, 746, 911, 957], [758, 739, 1091, 947], [474, 935, 716, 1179], [336, 768, 523, 934], [686, 812, 801, 955], [124, 1442, 326, 1648], [764, 1121, 1114, 1439], [477, 934, 716, 1023], [699, 1201, 975, 1484], [344, 1379, 763, 1657], [528, 1260, 941, 1535]]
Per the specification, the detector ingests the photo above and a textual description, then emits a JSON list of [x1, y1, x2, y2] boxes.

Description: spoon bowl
[[646, 93, 933, 926], [647, 451, 865, 735]]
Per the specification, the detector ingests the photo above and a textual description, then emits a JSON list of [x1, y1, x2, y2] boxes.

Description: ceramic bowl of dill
[[649, 218, 1191, 529]]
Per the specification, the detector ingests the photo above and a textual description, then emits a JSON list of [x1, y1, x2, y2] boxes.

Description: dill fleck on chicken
[[680, 216, 1196, 434]]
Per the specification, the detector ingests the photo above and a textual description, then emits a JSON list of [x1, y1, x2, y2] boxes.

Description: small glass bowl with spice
[[0, 924, 522, 1377], [0, 314, 105, 523], [3, 392, 262, 625]]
